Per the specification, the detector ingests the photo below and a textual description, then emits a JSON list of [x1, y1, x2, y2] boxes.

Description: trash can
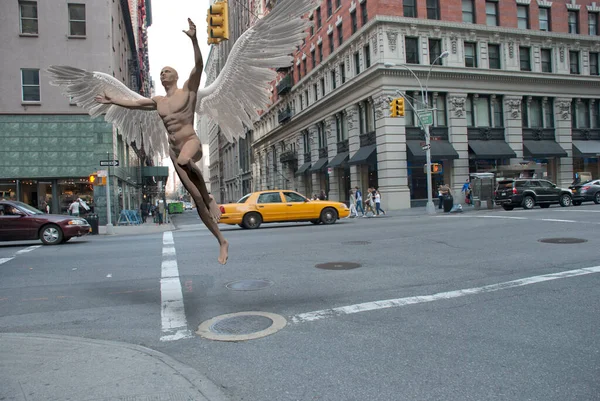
[[86, 213, 99, 235], [443, 195, 454, 213]]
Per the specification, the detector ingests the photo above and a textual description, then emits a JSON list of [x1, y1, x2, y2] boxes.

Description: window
[[568, 11, 579, 34], [404, 0, 417, 18], [303, 59, 307, 76], [303, 131, 311, 153], [310, 21, 314, 36], [361, 1, 368, 25], [589, 12, 599, 35], [570, 51, 580, 74], [541, 49, 552, 73], [364, 44, 371, 68], [320, 78, 325, 96], [590, 52, 599, 76], [462, 0, 475, 23], [405, 37, 419, 64], [340, 62, 346, 83], [21, 68, 40, 102], [283, 192, 306, 202], [336, 0, 341, 8], [327, 0, 332, 17], [336, 114, 343, 141], [517, 5, 529, 29], [485, 1, 498, 26], [522, 98, 554, 128], [337, 23, 343, 46], [257, 192, 282, 203], [464, 42, 477, 68], [19, 1, 38, 34], [466, 95, 503, 127], [429, 39, 442, 65], [316, 7, 322, 28], [329, 32, 334, 54], [313, 84, 318, 101], [305, 89, 309, 105], [354, 52, 360, 75], [331, 69, 337, 89], [426, 0, 440, 20], [573, 99, 591, 128], [539, 7, 550, 31], [297, 63, 301, 80], [299, 94, 304, 111], [68, 3, 86, 36], [351, 11, 357, 34], [311, 50, 316, 69], [488, 44, 501, 69], [318, 43, 323, 62], [519, 47, 531, 71], [318, 122, 327, 148]]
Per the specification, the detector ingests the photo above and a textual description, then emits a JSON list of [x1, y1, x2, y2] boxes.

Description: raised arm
[[183, 18, 203, 93], [95, 92, 157, 110]]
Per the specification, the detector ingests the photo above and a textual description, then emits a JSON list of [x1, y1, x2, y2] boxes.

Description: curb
[[0, 333, 229, 401]]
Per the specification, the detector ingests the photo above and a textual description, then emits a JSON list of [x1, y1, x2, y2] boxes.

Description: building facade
[[0, 0, 161, 224], [246, 0, 600, 209]]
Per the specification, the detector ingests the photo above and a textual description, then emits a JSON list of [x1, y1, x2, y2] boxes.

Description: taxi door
[[282, 191, 314, 220], [256, 192, 287, 222]]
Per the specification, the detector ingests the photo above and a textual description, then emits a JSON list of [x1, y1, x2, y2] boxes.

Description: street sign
[[97, 170, 107, 177], [417, 110, 433, 126], [421, 144, 431, 151], [100, 160, 119, 167]]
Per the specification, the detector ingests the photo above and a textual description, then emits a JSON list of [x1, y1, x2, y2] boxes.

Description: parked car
[[494, 179, 573, 210], [183, 202, 193, 210], [0, 200, 90, 245], [569, 179, 600, 205], [219, 190, 350, 229]]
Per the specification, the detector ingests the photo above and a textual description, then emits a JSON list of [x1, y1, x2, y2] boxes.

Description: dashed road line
[[290, 265, 600, 324], [160, 231, 193, 342], [0, 245, 41, 266], [540, 218, 578, 223]]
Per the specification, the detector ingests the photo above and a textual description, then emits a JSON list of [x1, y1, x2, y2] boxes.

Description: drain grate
[[538, 238, 588, 244], [210, 315, 273, 335], [342, 241, 371, 245], [226, 279, 273, 291], [315, 262, 362, 270]]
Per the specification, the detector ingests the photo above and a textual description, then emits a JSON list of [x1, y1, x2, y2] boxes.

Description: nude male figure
[[95, 19, 229, 264]]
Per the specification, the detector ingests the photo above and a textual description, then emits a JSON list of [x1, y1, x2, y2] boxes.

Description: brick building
[[248, 0, 600, 209]]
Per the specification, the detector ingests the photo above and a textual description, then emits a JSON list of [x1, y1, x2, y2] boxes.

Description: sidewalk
[[0, 333, 229, 401], [97, 220, 176, 236]]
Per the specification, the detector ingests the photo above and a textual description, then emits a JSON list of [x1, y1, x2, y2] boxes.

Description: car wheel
[[540, 204, 550, 209], [573, 201, 582, 206], [320, 207, 337, 225], [594, 192, 600, 204], [310, 220, 320, 225], [40, 224, 63, 245], [242, 212, 262, 229], [559, 194, 572, 207], [502, 205, 514, 211], [522, 196, 535, 209]]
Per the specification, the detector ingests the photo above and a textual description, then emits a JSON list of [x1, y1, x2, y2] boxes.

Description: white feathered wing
[[47, 66, 168, 156], [197, 0, 318, 143]]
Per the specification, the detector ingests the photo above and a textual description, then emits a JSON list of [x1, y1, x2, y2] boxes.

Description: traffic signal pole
[[105, 152, 114, 235], [423, 122, 436, 215]]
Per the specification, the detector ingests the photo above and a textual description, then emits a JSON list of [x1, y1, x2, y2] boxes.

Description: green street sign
[[417, 110, 433, 126]]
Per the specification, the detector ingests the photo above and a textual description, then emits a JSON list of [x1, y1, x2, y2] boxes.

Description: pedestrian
[[365, 187, 376, 216], [462, 178, 472, 206], [437, 185, 444, 209], [349, 189, 358, 217], [374, 189, 385, 216], [140, 200, 149, 223], [68, 199, 80, 216], [354, 186, 365, 216], [319, 190, 326, 200]]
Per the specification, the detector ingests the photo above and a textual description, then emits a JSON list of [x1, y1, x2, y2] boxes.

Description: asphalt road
[[1, 204, 600, 400]]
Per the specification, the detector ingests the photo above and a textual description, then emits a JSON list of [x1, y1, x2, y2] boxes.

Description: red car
[[0, 200, 91, 245]]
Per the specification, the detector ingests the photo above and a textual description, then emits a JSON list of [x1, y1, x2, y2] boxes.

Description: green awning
[[348, 145, 377, 165], [296, 162, 311, 175], [310, 157, 329, 172], [469, 140, 516, 159], [406, 140, 459, 161], [523, 140, 567, 158], [142, 166, 169, 178], [328, 151, 349, 168], [572, 140, 600, 158]]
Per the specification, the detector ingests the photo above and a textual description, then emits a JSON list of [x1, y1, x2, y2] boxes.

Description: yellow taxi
[[219, 190, 350, 229]]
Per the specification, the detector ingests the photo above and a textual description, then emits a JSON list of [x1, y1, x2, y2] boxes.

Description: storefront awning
[[406, 140, 459, 161], [310, 157, 329, 172], [572, 140, 600, 158], [296, 162, 311, 175], [328, 151, 349, 168], [523, 140, 567, 158], [469, 140, 516, 159], [348, 144, 377, 165]]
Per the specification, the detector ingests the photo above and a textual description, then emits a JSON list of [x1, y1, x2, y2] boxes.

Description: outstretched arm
[[95, 93, 157, 110], [183, 18, 203, 93]]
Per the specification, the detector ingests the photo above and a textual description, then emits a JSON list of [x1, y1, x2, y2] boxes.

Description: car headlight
[[68, 219, 88, 225]]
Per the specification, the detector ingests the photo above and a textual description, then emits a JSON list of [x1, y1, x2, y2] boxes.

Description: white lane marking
[[106, 274, 112, 278], [558, 209, 600, 213], [540, 218, 578, 223], [290, 265, 600, 324], [480, 216, 528, 220], [0, 245, 42, 266], [160, 231, 192, 342]]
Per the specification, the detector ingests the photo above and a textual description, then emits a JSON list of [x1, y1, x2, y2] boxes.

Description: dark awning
[[523, 140, 567, 158], [406, 140, 459, 161], [328, 151, 349, 168], [348, 144, 377, 165], [469, 140, 516, 159], [310, 157, 328, 172], [296, 162, 311, 175], [572, 140, 600, 158]]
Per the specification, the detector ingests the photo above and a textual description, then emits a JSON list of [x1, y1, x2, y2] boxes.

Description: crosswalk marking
[[0, 246, 41, 266]]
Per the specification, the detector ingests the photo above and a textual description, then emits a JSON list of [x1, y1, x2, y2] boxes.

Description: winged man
[[48, 0, 317, 264]]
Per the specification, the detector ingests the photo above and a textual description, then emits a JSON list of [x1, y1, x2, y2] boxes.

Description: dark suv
[[494, 179, 573, 210]]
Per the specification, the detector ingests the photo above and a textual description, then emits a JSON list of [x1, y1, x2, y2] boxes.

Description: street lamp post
[[385, 50, 449, 214]]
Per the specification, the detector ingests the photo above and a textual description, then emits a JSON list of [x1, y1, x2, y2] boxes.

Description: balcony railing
[[279, 150, 298, 164], [319, 147, 328, 158], [337, 140, 349, 153], [276, 74, 293, 96], [278, 108, 292, 124]]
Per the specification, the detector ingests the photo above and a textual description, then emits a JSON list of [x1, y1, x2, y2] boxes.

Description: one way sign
[[100, 160, 119, 167]]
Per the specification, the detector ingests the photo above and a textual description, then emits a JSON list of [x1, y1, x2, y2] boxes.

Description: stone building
[[248, 0, 600, 209]]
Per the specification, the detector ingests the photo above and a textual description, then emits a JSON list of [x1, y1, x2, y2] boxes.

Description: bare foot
[[218, 240, 229, 265], [208, 197, 221, 224]]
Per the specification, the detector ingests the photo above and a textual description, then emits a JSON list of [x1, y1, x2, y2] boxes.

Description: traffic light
[[389, 97, 406, 117], [89, 173, 97, 184], [431, 163, 442, 174], [207, 0, 229, 45], [390, 99, 397, 117]]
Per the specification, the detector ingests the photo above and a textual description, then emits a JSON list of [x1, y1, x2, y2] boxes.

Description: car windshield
[[237, 194, 251, 203], [14, 201, 44, 215]]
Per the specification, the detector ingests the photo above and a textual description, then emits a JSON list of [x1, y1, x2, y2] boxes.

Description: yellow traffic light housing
[[89, 173, 97, 184], [390, 99, 397, 117], [397, 97, 405, 116], [207, 0, 229, 45]]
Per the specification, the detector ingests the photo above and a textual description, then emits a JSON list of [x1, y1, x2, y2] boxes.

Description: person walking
[[349, 189, 358, 217], [374, 189, 385, 216], [354, 186, 365, 216], [68, 199, 80, 216], [365, 187, 376, 216]]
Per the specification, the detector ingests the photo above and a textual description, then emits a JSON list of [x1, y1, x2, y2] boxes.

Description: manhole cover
[[539, 238, 588, 244], [315, 262, 362, 270], [225, 279, 273, 291], [197, 311, 287, 342], [342, 241, 371, 245]]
